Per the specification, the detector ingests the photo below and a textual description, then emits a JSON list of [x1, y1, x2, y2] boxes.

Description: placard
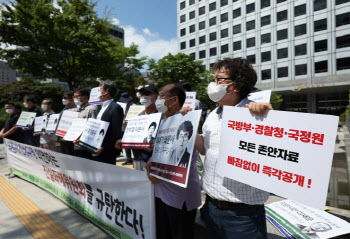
[[16, 112, 37, 129], [34, 115, 48, 134], [236, 90, 272, 107], [63, 118, 87, 141], [150, 110, 201, 188], [78, 118, 110, 153], [45, 114, 60, 134], [183, 92, 196, 110], [56, 111, 79, 137], [125, 105, 145, 121], [88, 87, 103, 105]]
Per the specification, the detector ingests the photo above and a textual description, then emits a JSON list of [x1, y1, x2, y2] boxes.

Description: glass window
[[209, 2, 216, 11], [261, 0, 270, 9], [336, 13, 350, 27], [233, 41, 241, 50], [221, 44, 229, 54], [295, 4, 306, 17], [295, 64, 307, 76], [314, 0, 327, 11], [233, 24, 241, 34], [336, 0, 350, 5], [247, 54, 256, 64], [278, 67, 288, 78], [221, 0, 228, 7], [199, 6, 205, 15], [277, 10, 287, 22], [210, 32, 217, 41], [210, 47, 217, 56], [261, 51, 271, 62], [277, 0, 286, 3], [189, 0, 195, 5], [199, 35, 206, 44], [261, 33, 271, 44], [180, 28, 186, 37], [295, 43, 307, 56], [315, 60, 328, 73], [295, 24, 306, 37], [180, 41, 186, 50], [180, 1, 186, 10], [180, 14, 186, 23], [277, 29, 288, 40], [199, 21, 205, 30], [189, 11, 195, 19], [233, 0, 238, 2], [221, 28, 228, 38], [210, 63, 215, 68], [233, 8, 241, 19], [190, 39, 195, 47], [247, 37, 255, 48], [277, 48, 288, 59], [221, 12, 228, 22], [314, 19, 327, 32], [209, 17, 216, 26], [246, 20, 255, 31], [261, 15, 271, 27], [261, 69, 271, 80], [336, 34, 350, 49], [246, 3, 255, 14], [314, 39, 327, 52], [199, 50, 206, 59], [337, 57, 350, 70], [190, 24, 195, 33]]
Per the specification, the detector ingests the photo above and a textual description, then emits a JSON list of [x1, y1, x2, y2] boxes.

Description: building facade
[[177, 0, 350, 116], [0, 61, 16, 85]]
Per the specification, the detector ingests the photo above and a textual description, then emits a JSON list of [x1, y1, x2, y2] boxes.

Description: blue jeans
[[203, 196, 267, 239]]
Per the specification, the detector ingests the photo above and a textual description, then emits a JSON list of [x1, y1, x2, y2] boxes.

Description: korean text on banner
[[265, 200, 350, 239], [216, 107, 338, 210], [4, 139, 155, 239], [55, 111, 79, 137], [183, 92, 196, 111], [34, 115, 48, 134], [125, 105, 145, 121], [45, 114, 60, 134], [150, 110, 201, 188], [63, 118, 87, 141], [16, 112, 37, 129], [88, 87, 103, 105], [121, 113, 162, 149], [78, 118, 109, 153]]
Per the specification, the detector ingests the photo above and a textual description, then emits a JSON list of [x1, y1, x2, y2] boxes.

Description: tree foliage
[[270, 92, 283, 110]]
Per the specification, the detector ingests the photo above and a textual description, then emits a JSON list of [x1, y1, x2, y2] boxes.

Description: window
[[189, 11, 195, 19], [277, 48, 288, 59], [181, 41, 186, 50], [233, 24, 241, 34], [199, 35, 206, 44], [221, 28, 228, 38], [314, 0, 327, 11], [190, 39, 195, 47], [233, 8, 241, 19], [295, 43, 307, 56], [233, 41, 241, 50], [180, 14, 186, 23], [246, 20, 255, 31], [261, 51, 271, 62], [261, 69, 271, 80], [209, 2, 216, 11], [278, 67, 288, 78], [247, 37, 255, 48], [261, 33, 271, 44], [221, 44, 229, 54], [209, 17, 216, 26], [190, 24, 195, 33], [247, 55, 256, 64], [295, 4, 306, 17], [210, 32, 217, 41], [261, 15, 271, 27], [180, 1, 186, 10], [277, 10, 287, 22], [221, 0, 228, 7], [295, 64, 307, 76], [315, 60, 328, 73], [314, 39, 327, 52], [199, 21, 205, 30], [277, 0, 286, 3], [180, 28, 186, 37], [199, 6, 205, 15], [189, 0, 195, 5], [277, 29, 288, 40], [261, 0, 270, 9], [336, 13, 350, 27], [233, 0, 238, 2], [221, 12, 228, 22], [199, 50, 206, 59], [210, 63, 215, 68], [210, 47, 217, 56], [314, 19, 327, 32], [337, 57, 350, 70], [246, 3, 255, 14], [336, 34, 350, 49], [295, 24, 306, 37], [336, 0, 350, 5]]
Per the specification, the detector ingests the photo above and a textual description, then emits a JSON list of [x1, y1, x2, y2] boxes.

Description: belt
[[207, 194, 247, 209]]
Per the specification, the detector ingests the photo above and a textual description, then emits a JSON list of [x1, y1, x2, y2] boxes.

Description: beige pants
[[40, 141, 56, 152]]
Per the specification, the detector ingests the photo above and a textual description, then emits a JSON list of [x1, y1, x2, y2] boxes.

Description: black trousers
[[74, 149, 93, 160], [60, 141, 75, 156], [155, 197, 197, 239]]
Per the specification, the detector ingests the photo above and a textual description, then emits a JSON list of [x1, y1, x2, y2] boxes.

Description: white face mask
[[41, 104, 48, 111], [207, 82, 233, 102], [6, 109, 13, 114], [140, 96, 152, 107], [23, 102, 29, 108], [74, 99, 82, 106], [62, 99, 69, 105], [155, 97, 174, 114], [136, 92, 141, 99]]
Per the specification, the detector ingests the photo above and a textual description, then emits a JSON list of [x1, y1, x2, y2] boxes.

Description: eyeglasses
[[212, 77, 232, 84]]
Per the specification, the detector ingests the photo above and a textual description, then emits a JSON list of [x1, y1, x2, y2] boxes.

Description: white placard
[[183, 92, 196, 111], [78, 118, 110, 153], [16, 112, 37, 129], [150, 110, 201, 188], [63, 118, 87, 141], [236, 90, 272, 107], [88, 87, 103, 105], [121, 113, 162, 149], [125, 105, 145, 121], [45, 114, 60, 134], [34, 115, 48, 134], [216, 107, 338, 210], [56, 111, 79, 137]]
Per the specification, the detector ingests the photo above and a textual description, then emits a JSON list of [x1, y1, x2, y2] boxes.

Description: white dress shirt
[[97, 99, 114, 120]]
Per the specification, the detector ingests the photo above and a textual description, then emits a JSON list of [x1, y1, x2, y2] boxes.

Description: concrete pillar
[[307, 92, 317, 113]]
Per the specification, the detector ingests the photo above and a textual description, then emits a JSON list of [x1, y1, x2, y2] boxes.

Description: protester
[[145, 83, 201, 239], [39, 98, 57, 151], [0, 102, 23, 143], [15, 104, 22, 115], [22, 95, 42, 147], [180, 80, 202, 110], [71, 88, 97, 160], [60, 90, 77, 155], [93, 80, 123, 165]]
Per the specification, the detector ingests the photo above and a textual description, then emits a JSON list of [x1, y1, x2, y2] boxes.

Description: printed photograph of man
[[296, 222, 332, 239], [169, 120, 193, 168], [96, 129, 105, 143], [143, 122, 157, 143], [41, 119, 46, 132]]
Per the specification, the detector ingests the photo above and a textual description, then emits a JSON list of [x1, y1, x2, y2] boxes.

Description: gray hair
[[100, 80, 118, 97], [43, 98, 53, 105]]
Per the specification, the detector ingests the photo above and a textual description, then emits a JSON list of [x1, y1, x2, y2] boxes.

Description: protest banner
[[121, 113, 162, 149], [117, 102, 127, 114], [236, 90, 272, 107], [265, 200, 350, 239], [45, 114, 60, 134], [5, 139, 155, 239], [56, 111, 79, 137], [78, 118, 109, 153], [216, 107, 338, 209], [150, 110, 201, 188], [63, 118, 87, 141], [183, 92, 196, 110], [34, 115, 48, 134], [16, 112, 37, 129], [88, 87, 103, 105], [125, 105, 145, 121]]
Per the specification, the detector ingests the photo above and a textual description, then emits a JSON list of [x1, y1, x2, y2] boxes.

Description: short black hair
[[149, 121, 157, 129], [76, 88, 90, 98], [213, 57, 257, 100], [176, 121, 193, 140], [99, 129, 105, 135], [43, 98, 53, 105], [63, 91, 74, 99], [166, 83, 186, 107], [15, 104, 22, 112], [180, 81, 191, 91], [6, 102, 16, 107], [100, 80, 118, 97], [23, 95, 35, 103]]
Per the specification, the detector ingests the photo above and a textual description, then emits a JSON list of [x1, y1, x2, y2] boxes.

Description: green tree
[[270, 92, 283, 110], [0, 0, 145, 90]]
